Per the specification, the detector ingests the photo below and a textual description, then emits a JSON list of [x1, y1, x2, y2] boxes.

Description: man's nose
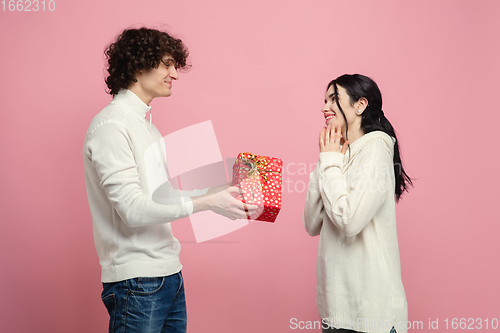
[[170, 67, 179, 80]]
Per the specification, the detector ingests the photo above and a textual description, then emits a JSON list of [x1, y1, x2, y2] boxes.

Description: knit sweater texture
[[83, 89, 206, 283], [303, 131, 408, 333]]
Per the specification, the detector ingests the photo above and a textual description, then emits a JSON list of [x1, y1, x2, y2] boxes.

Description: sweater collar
[[113, 89, 152, 120]]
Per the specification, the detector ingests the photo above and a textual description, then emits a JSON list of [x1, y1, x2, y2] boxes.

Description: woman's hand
[[319, 123, 349, 154]]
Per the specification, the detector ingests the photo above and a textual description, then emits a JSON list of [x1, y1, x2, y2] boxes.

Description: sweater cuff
[[184, 197, 194, 215], [319, 151, 345, 169]]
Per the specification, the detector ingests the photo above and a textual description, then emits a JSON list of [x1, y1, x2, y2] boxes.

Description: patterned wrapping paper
[[231, 152, 283, 222]]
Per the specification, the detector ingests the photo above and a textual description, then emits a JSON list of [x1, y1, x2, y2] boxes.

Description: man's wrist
[[207, 183, 230, 196], [192, 194, 210, 214]]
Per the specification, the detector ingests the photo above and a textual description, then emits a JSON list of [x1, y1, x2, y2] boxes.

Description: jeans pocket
[[175, 272, 184, 297], [127, 277, 165, 295], [101, 293, 116, 332]]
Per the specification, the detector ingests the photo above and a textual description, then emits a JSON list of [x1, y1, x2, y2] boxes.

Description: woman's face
[[322, 84, 358, 132]]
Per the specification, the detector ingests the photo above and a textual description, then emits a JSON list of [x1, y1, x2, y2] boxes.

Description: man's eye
[[163, 60, 176, 68]]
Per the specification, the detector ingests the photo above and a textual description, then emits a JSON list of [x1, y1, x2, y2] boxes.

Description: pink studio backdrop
[[1, 0, 499, 332]]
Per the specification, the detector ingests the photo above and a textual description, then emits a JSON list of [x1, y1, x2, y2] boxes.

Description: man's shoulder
[[86, 101, 129, 134]]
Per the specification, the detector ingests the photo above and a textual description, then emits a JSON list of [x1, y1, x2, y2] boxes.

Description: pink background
[[1, 0, 500, 332]]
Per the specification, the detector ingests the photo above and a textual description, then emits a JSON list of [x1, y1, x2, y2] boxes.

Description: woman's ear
[[356, 97, 369, 114]]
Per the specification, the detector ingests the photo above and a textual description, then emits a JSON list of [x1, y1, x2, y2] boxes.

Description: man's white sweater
[[303, 131, 408, 333], [83, 89, 205, 283]]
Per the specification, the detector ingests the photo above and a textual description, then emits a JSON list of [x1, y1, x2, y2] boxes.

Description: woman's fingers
[[320, 123, 346, 153], [331, 123, 339, 144], [333, 124, 340, 143], [341, 140, 349, 155], [325, 123, 331, 144], [319, 127, 325, 148]]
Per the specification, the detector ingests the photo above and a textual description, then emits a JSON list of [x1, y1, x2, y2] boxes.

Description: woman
[[303, 74, 412, 333]]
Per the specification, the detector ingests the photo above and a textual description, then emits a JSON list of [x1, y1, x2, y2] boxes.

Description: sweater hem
[[101, 259, 182, 283], [318, 309, 408, 333]]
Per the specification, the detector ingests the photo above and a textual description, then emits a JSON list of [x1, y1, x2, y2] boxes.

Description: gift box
[[231, 152, 283, 222]]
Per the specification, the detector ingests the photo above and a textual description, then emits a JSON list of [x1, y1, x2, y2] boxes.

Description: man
[[83, 27, 256, 333]]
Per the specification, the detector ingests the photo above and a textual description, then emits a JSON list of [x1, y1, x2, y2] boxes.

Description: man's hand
[[193, 186, 260, 220]]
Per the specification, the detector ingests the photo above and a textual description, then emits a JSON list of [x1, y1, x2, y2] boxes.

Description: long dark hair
[[327, 74, 413, 201]]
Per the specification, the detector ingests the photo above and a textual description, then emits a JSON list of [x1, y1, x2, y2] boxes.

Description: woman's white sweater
[[303, 131, 408, 333]]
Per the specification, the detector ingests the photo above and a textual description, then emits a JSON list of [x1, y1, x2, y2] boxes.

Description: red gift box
[[231, 152, 283, 222]]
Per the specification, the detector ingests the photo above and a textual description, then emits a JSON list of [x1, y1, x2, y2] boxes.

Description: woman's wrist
[[319, 151, 345, 169]]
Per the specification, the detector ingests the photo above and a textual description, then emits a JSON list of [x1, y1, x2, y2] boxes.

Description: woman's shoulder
[[352, 131, 395, 157]]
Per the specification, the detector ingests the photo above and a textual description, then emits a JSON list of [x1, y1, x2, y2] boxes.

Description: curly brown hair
[[104, 27, 190, 96]]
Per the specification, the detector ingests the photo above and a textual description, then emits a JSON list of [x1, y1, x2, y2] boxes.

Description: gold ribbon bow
[[239, 152, 278, 183]]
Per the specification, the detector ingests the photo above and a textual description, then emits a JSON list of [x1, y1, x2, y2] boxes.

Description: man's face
[[133, 54, 179, 103]]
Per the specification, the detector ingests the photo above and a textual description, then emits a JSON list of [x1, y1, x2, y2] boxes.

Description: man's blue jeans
[[101, 271, 186, 333]]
